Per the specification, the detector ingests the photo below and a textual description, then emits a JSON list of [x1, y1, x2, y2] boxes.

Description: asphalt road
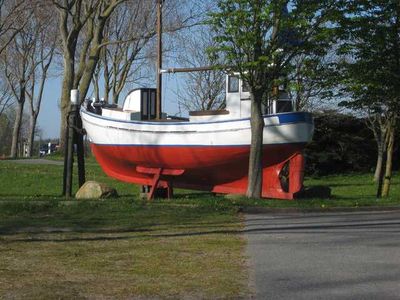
[[245, 210, 400, 300]]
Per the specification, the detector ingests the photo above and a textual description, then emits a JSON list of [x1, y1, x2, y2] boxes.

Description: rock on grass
[[75, 181, 118, 199]]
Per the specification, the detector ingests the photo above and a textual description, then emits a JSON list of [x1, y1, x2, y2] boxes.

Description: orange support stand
[[135, 153, 305, 201], [148, 168, 163, 200], [136, 166, 184, 200]]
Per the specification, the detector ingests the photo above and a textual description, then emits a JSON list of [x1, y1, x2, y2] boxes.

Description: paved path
[[245, 210, 400, 299], [2, 159, 63, 165]]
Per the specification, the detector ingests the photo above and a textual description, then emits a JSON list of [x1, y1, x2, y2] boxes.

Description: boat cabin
[[225, 74, 293, 116], [99, 74, 293, 122], [101, 88, 166, 121], [189, 74, 293, 122]]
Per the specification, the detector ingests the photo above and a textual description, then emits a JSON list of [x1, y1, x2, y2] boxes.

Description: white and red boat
[[81, 74, 314, 199]]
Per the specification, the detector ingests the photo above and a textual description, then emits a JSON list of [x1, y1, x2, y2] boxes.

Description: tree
[[25, 7, 57, 157], [0, 78, 12, 116], [53, 0, 127, 150], [0, 108, 13, 156], [335, 0, 400, 197], [365, 110, 392, 184], [0, 0, 32, 55], [175, 27, 226, 111], [55, 0, 201, 148], [94, 0, 203, 105], [2, 18, 36, 158], [288, 52, 336, 111], [98, 0, 157, 104], [0, 107, 30, 157], [1, 1, 55, 158], [209, 0, 338, 198]]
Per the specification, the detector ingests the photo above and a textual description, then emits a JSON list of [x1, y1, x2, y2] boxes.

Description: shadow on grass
[[0, 198, 241, 240], [0, 220, 241, 236], [0, 194, 65, 198], [0, 227, 154, 236], [2, 218, 400, 243], [2, 205, 400, 244]]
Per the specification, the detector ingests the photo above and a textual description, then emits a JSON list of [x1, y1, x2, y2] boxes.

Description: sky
[[37, 78, 61, 139], [37, 73, 184, 139]]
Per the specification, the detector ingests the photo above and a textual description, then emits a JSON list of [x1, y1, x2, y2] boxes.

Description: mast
[[156, 0, 162, 119]]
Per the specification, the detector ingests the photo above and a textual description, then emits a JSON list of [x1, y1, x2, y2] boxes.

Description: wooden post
[[65, 106, 76, 198], [62, 123, 69, 196], [76, 112, 86, 187], [63, 89, 85, 198]]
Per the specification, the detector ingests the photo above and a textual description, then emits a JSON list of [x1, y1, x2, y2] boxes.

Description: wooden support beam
[[136, 166, 184, 176], [147, 168, 162, 200], [137, 166, 183, 200]]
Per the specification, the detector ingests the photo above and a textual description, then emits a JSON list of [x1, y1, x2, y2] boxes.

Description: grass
[[240, 172, 400, 209], [0, 157, 399, 298], [0, 159, 248, 298], [1, 154, 399, 204], [0, 199, 246, 298]]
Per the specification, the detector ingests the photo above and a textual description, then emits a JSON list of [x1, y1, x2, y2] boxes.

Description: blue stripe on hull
[[277, 113, 313, 124], [91, 142, 308, 148], [82, 108, 313, 126]]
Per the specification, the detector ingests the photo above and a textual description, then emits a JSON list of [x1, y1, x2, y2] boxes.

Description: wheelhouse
[[225, 74, 294, 118]]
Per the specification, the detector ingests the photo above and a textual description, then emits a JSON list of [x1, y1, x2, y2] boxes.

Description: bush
[[305, 111, 378, 175]]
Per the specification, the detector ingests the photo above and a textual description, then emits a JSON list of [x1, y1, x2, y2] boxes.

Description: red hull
[[91, 143, 307, 199]]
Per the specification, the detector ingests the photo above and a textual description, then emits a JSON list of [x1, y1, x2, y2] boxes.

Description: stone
[[75, 181, 118, 199]]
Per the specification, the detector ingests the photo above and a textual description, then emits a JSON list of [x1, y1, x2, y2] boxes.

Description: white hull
[[81, 108, 314, 147]]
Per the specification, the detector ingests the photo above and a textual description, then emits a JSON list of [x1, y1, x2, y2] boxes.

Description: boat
[[80, 1, 314, 200], [81, 74, 314, 199]]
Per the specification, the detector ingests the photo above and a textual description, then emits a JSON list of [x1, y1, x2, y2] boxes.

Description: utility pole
[[156, 0, 163, 120]]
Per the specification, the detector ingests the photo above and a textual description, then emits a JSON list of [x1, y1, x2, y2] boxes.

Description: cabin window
[[228, 76, 239, 93], [276, 100, 293, 113], [150, 90, 156, 118], [242, 81, 249, 93], [142, 91, 148, 119]]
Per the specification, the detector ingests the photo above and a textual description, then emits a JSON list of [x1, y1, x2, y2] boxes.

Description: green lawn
[[1, 156, 399, 204], [247, 172, 400, 209], [0, 158, 399, 298], [0, 159, 249, 298], [0, 199, 246, 298]]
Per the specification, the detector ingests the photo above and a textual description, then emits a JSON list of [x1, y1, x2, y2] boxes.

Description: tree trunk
[[382, 125, 395, 197], [27, 114, 37, 157], [10, 101, 24, 158], [373, 141, 384, 182], [246, 90, 264, 198], [113, 93, 120, 105], [59, 54, 75, 152], [78, 46, 102, 103], [93, 70, 100, 101]]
